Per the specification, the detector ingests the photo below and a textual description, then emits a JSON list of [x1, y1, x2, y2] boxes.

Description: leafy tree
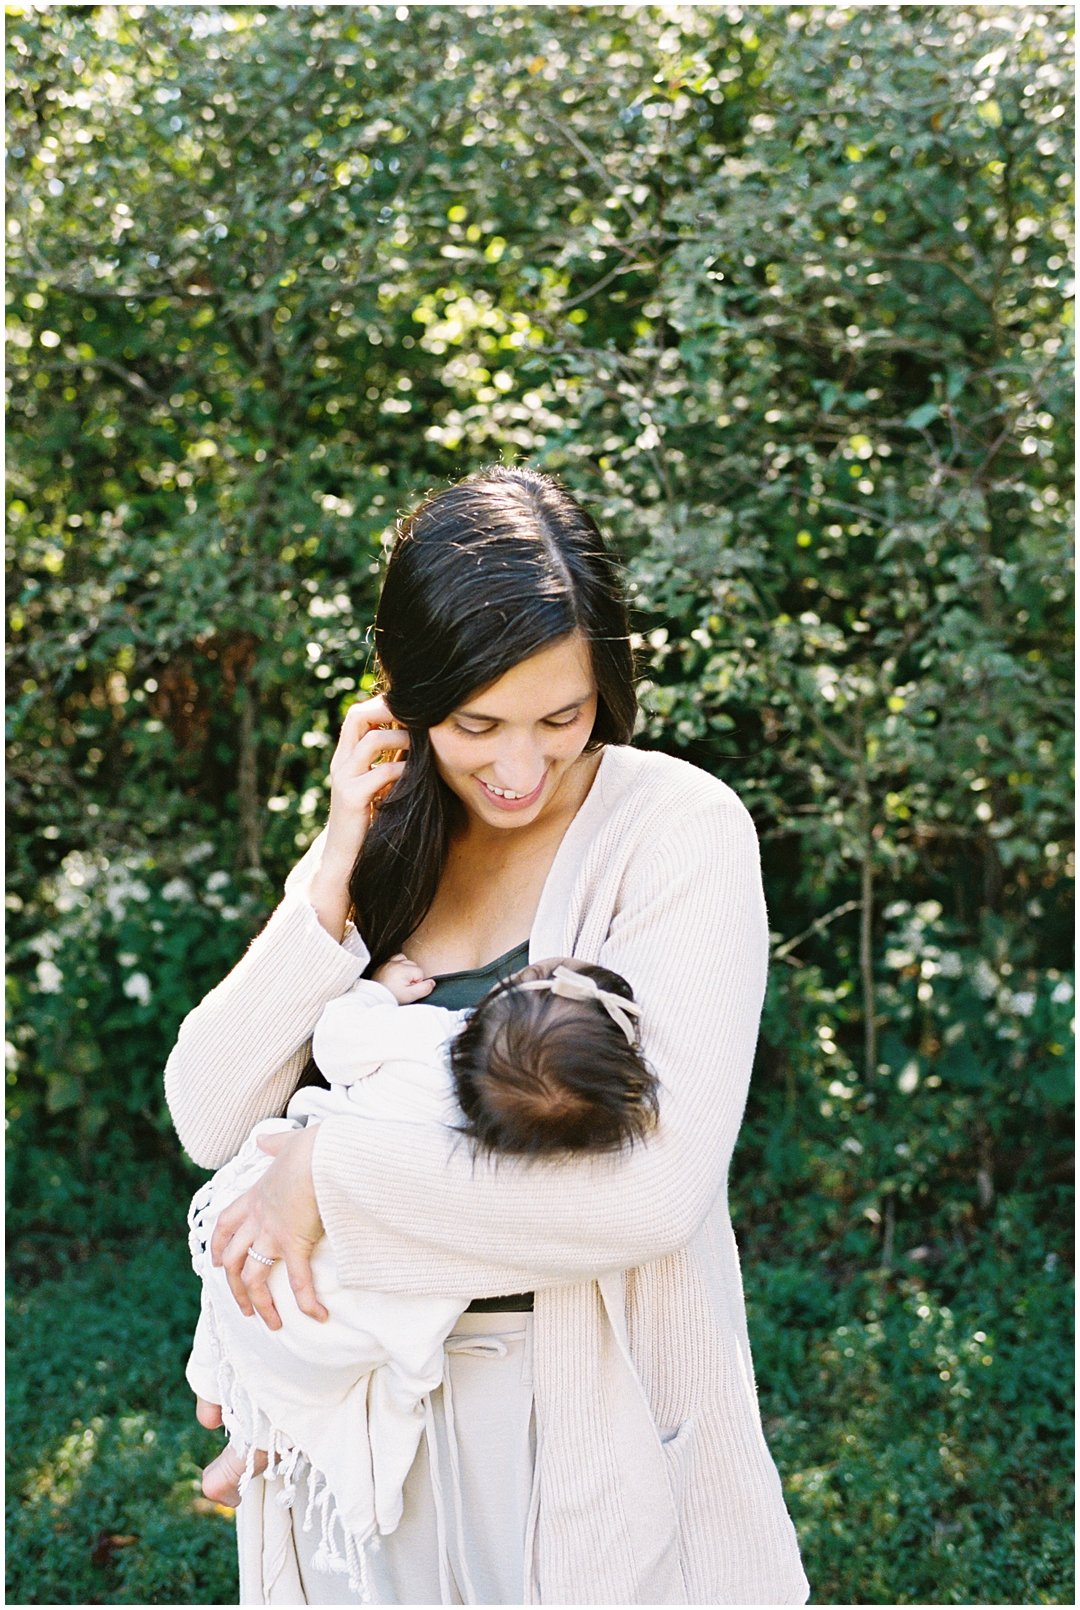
[[6, 8, 1073, 1602]]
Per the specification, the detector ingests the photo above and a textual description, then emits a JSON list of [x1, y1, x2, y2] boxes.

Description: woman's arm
[[311, 789, 768, 1296], [164, 696, 409, 1168], [163, 875, 369, 1168]]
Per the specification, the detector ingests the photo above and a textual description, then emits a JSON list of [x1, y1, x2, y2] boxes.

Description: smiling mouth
[[477, 773, 548, 810]]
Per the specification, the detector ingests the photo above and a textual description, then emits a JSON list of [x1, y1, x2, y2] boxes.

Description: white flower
[[972, 960, 998, 999], [841, 1136, 863, 1154], [54, 850, 105, 911], [205, 870, 230, 892], [161, 877, 194, 902], [123, 972, 152, 1006], [104, 876, 149, 922], [1008, 991, 1036, 1018], [1051, 980, 1073, 1004], [897, 1062, 920, 1094], [939, 952, 963, 978], [36, 959, 64, 993]]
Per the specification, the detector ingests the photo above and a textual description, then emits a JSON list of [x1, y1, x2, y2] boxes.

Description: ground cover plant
[[7, 5, 1073, 1604], [6, 1237, 237, 1606]]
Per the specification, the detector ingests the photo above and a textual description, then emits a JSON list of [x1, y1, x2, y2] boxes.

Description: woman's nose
[[490, 734, 546, 793]]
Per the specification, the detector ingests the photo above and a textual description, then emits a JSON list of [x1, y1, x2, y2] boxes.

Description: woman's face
[[428, 634, 599, 831]]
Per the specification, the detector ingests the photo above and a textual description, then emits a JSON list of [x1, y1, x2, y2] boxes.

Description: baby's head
[[449, 958, 658, 1158]]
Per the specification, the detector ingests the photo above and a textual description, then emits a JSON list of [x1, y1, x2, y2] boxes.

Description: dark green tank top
[[427, 940, 534, 1313], [424, 940, 531, 1010]]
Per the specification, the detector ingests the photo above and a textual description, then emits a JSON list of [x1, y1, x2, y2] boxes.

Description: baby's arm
[[311, 956, 435, 1085], [371, 953, 435, 1005]]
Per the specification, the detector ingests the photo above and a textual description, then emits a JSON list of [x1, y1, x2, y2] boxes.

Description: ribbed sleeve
[[311, 790, 767, 1294], [164, 890, 367, 1168]]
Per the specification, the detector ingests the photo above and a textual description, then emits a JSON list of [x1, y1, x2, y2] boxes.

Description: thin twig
[[38, 357, 163, 401], [536, 110, 645, 229], [772, 899, 861, 961], [559, 257, 654, 312]]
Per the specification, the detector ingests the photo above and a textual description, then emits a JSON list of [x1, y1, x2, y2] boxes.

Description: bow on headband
[[515, 965, 642, 1045]]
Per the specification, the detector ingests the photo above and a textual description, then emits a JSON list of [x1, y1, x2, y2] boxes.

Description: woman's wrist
[[308, 828, 361, 942]]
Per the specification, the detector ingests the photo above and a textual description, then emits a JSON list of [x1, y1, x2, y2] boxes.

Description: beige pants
[[237, 1312, 536, 1606]]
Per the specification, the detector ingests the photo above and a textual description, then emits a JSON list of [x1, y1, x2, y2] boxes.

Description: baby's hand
[[372, 953, 436, 1005]]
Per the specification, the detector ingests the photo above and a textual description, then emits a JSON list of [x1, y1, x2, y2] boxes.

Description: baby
[[185, 954, 657, 1589]]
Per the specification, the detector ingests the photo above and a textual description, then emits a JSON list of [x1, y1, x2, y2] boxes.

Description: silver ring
[[246, 1246, 275, 1267]]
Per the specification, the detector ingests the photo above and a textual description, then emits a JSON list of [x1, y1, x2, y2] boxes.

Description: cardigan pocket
[[660, 1414, 697, 1512]]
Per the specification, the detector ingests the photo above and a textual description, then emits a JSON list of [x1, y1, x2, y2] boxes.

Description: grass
[[744, 1199, 1074, 1605], [6, 1211, 1073, 1605], [6, 1235, 238, 1606]]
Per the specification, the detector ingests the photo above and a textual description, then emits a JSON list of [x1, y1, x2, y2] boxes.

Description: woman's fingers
[[326, 727, 407, 819], [242, 1260, 284, 1332], [210, 1191, 250, 1266], [334, 724, 410, 782], [318, 702, 409, 891], [332, 695, 402, 762], [218, 1219, 284, 1328], [210, 1188, 277, 1320], [283, 1244, 328, 1323], [362, 756, 407, 797], [210, 1126, 325, 1331], [217, 1220, 261, 1317], [336, 691, 392, 738]]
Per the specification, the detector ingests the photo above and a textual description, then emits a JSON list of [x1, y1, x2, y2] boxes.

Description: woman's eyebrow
[[456, 696, 590, 722]]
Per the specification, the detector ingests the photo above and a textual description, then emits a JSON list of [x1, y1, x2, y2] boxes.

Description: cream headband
[[514, 964, 642, 1046]]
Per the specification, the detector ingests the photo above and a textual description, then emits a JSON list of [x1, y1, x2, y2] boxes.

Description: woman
[[165, 467, 809, 1607]]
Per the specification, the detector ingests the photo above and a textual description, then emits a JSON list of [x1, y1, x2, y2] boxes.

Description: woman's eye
[[455, 722, 494, 737], [545, 714, 581, 729]]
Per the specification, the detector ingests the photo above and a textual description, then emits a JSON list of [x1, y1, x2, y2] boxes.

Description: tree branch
[[772, 899, 861, 962]]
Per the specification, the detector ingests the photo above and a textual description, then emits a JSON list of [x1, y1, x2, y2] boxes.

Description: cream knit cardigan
[[165, 745, 809, 1607]]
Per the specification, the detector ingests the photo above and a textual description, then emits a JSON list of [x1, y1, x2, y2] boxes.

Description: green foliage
[[6, 1221, 1070, 1607], [7, 849, 266, 1235], [5, 5, 1074, 1603], [6, 1238, 238, 1605], [746, 1218, 1073, 1605]]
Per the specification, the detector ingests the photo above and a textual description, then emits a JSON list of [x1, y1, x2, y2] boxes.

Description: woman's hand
[[210, 1125, 328, 1330], [309, 693, 408, 940]]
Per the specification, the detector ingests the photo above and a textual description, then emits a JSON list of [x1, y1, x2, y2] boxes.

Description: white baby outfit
[[186, 981, 473, 1597]]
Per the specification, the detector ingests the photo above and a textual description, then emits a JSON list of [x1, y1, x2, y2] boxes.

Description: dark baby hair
[[349, 467, 636, 968], [449, 959, 659, 1158]]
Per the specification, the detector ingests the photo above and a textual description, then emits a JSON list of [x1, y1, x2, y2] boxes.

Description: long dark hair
[[350, 467, 636, 967]]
